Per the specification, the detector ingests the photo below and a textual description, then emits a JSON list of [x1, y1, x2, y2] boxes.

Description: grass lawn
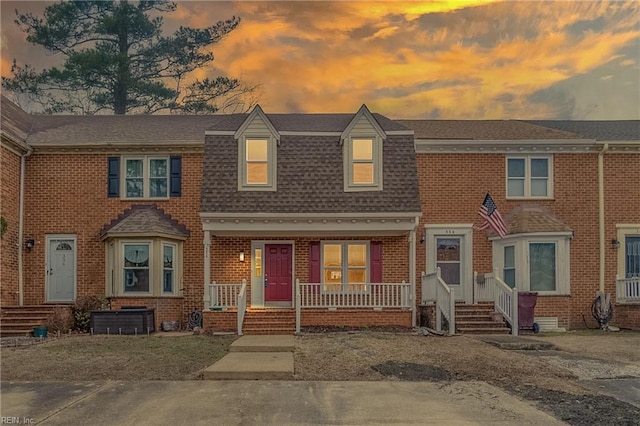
[[1, 334, 236, 381]]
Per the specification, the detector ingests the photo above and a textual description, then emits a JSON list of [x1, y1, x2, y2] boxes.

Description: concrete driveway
[[1, 380, 563, 425]]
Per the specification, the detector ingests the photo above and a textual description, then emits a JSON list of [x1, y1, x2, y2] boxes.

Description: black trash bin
[[518, 291, 539, 333]]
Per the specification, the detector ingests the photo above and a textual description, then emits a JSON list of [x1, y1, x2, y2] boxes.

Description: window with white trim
[[239, 137, 277, 190], [344, 136, 382, 191], [322, 242, 369, 291], [124, 243, 150, 293], [108, 238, 182, 297], [506, 156, 553, 198], [493, 234, 570, 295], [162, 243, 175, 293], [123, 157, 168, 199]]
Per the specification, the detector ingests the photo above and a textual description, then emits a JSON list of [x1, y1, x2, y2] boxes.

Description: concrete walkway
[[1, 380, 564, 425], [203, 335, 295, 380]]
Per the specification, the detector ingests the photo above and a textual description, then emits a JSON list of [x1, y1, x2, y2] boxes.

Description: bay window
[[107, 238, 182, 297], [493, 234, 570, 295]]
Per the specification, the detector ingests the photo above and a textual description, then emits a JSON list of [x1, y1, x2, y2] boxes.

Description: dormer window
[[246, 138, 269, 184], [342, 105, 385, 192], [344, 136, 382, 191], [235, 105, 279, 191], [238, 136, 277, 191], [352, 139, 374, 184]]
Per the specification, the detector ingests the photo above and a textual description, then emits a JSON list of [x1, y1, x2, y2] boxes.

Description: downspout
[[409, 217, 418, 328], [17, 146, 33, 306], [598, 143, 609, 294]]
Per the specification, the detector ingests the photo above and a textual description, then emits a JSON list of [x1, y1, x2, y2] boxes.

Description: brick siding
[[1, 146, 21, 306]]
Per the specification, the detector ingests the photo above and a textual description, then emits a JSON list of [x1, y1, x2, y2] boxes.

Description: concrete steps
[[0, 306, 60, 337], [455, 304, 510, 335], [203, 335, 295, 380]]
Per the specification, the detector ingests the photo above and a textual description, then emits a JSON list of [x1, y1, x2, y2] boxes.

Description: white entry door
[[426, 225, 473, 304], [46, 235, 77, 302]]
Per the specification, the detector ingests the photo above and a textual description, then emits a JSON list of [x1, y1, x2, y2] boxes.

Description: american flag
[[478, 193, 508, 238]]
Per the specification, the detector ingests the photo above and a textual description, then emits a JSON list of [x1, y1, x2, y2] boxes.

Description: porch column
[[203, 230, 211, 309], [409, 228, 417, 327]]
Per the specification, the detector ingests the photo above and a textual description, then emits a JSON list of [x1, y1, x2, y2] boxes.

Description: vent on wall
[[534, 317, 566, 332]]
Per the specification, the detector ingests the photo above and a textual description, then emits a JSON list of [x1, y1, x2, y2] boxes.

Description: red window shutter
[[309, 242, 321, 283], [370, 241, 382, 283]]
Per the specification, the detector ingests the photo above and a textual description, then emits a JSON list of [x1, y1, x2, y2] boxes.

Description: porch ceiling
[[200, 212, 420, 236]]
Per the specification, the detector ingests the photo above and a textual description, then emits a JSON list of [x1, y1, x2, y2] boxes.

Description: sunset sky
[[1, 1, 639, 119]]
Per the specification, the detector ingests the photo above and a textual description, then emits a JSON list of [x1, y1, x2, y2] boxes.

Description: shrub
[[45, 306, 74, 333], [72, 295, 107, 332]]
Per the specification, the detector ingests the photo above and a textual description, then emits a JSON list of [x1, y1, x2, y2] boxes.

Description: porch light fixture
[[239, 250, 245, 262], [25, 239, 35, 251], [611, 239, 620, 249]]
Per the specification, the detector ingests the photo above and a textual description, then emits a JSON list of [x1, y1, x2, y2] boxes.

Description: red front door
[[265, 244, 292, 302]]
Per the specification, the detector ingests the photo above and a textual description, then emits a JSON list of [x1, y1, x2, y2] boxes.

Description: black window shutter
[[170, 156, 182, 197], [107, 157, 120, 197]]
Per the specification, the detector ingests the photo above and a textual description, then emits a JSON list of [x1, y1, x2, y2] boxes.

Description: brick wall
[[21, 152, 204, 321], [605, 153, 640, 330], [1, 146, 21, 306], [300, 308, 411, 327], [416, 152, 601, 329]]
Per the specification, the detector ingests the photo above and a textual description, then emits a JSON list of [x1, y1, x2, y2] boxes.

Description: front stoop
[[203, 335, 295, 380]]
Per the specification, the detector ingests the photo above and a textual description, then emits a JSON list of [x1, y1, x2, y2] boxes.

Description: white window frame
[[320, 241, 370, 292], [238, 136, 277, 191], [122, 241, 152, 295], [109, 238, 182, 297], [343, 136, 383, 192], [122, 156, 169, 200], [506, 155, 553, 199], [162, 242, 177, 295], [493, 233, 570, 296], [616, 224, 640, 279]]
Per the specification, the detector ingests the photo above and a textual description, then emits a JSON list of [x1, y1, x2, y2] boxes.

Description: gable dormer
[[235, 105, 280, 191], [341, 104, 386, 192]]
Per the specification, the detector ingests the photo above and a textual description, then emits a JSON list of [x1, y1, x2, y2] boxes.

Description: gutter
[[17, 146, 33, 306], [598, 143, 609, 294]]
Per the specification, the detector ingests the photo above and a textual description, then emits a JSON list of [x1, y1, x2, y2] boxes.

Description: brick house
[[1, 95, 638, 334]]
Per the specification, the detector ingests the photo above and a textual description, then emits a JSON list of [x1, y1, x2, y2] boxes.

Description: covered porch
[[200, 212, 420, 334]]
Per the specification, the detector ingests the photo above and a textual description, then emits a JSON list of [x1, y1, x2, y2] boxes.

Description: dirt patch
[[294, 332, 640, 426], [372, 361, 452, 381]]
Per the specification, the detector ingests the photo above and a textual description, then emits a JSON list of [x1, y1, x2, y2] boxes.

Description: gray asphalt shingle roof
[[201, 133, 421, 214], [396, 120, 583, 140], [100, 205, 189, 239], [525, 120, 640, 141]]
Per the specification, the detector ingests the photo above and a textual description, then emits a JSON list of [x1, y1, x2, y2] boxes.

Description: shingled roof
[[503, 206, 573, 235], [525, 120, 640, 141], [1, 95, 33, 144], [396, 120, 583, 140], [100, 205, 189, 240]]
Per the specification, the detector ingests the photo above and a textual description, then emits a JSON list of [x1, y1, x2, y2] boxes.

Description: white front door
[[426, 225, 473, 304], [46, 235, 77, 302]]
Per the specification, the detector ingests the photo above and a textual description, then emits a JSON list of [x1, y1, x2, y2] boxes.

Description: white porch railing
[[209, 281, 243, 308], [208, 280, 247, 336], [616, 276, 640, 303], [295, 280, 411, 333], [237, 280, 247, 335], [473, 271, 494, 303], [423, 268, 455, 335], [483, 269, 519, 336]]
